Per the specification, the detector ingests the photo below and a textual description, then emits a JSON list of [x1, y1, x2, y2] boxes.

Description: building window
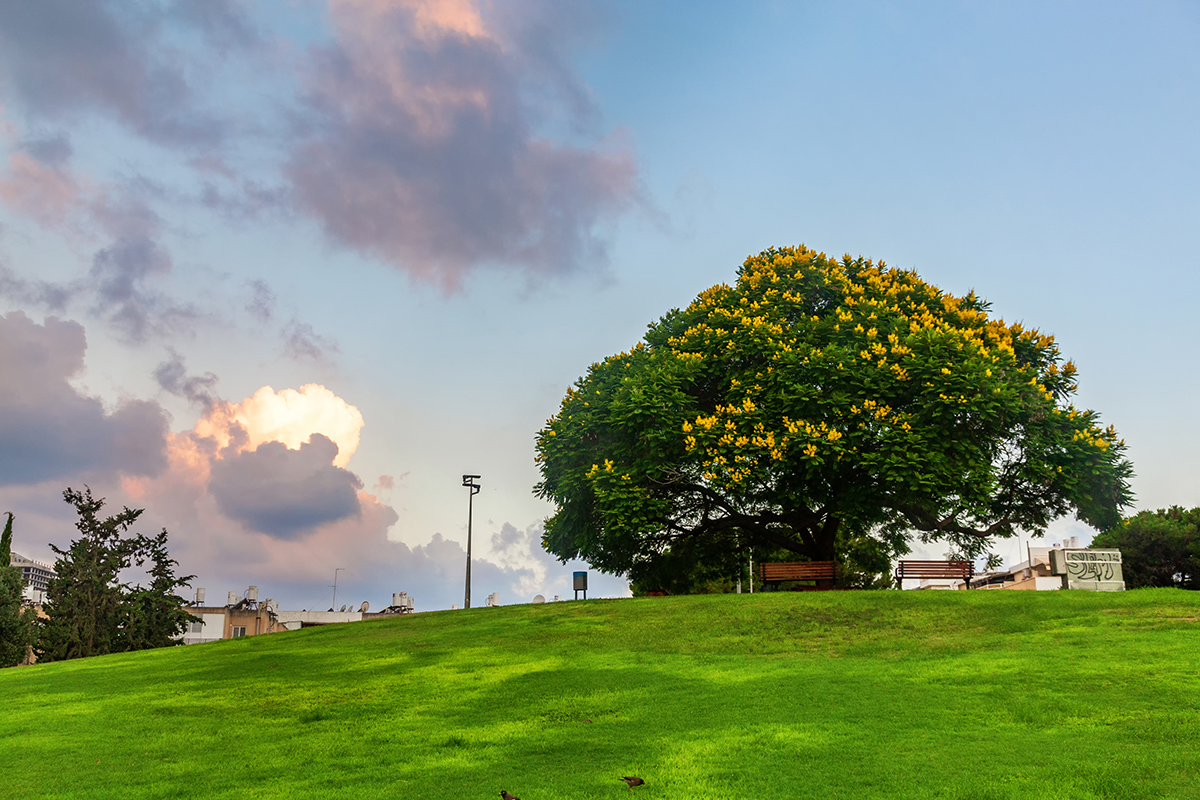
[[231, 626, 247, 638], [188, 621, 204, 634]]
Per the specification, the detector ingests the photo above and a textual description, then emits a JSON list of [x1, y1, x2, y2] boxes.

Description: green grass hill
[[3, 589, 1198, 800]]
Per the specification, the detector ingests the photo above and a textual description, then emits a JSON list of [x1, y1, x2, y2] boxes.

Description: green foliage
[[0, 512, 37, 667], [120, 529, 197, 651], [536, 245, 1133, 585], [1094, 507, 1200, 589], [38, 487, 195, 662], [1, 591, 1198, 799]]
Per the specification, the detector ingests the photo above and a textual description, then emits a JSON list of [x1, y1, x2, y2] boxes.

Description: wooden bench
[[760, 561, 837, 590], [895, 560, 974, 589]]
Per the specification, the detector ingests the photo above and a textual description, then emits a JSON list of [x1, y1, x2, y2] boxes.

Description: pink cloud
[[0, 150, 83, 227], [288, 0, 639, 289]]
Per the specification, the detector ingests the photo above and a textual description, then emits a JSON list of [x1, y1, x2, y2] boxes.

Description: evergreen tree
[[38, 487, 193, 661], [120, 530, 197, 650], [1093, 507, 1200, 589], [0, 513, 37, 668], [39, 489, 142, 661]]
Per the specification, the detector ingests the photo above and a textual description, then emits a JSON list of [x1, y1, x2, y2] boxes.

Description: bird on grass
[[620, 776, 645, 790], [500, 792, 520, 800]]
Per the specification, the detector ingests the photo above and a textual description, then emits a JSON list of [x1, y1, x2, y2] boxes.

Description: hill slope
[[3, 590, 1199, 800]]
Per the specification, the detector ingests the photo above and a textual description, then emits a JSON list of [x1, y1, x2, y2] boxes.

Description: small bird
[[500, 792, 520, 800], [620, 776, 645, 789]]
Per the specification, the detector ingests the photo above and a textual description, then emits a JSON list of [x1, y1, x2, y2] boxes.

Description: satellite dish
[[532, 594, 546, 604], [339, 604, 347, 612], [359, 600, 369, 613]]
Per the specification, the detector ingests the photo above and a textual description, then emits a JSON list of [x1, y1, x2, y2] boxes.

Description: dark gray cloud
[[286, 0, 638, 287], [0, 0, 254, 147], [0, 311, 169, 486], [86, 192, 203, 342], [154, 350, 220, 410], [208, 434, 363, 539]]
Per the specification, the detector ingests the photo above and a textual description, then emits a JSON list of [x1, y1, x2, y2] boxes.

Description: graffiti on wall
[[1065, 550, 1122, 582]]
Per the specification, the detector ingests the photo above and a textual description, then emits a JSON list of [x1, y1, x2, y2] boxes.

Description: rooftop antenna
[[462, 474, 481, 610], [332, 567, 344, 612]]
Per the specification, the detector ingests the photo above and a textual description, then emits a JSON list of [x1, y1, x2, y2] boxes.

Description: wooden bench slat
[[760, 561, 837, 582], [895, 560, 974, 584]]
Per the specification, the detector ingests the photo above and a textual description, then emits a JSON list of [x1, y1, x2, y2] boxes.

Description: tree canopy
[[535, 246, 1133, 587], [1093, 507, 1199, 589], [38, 487, 195, 661]]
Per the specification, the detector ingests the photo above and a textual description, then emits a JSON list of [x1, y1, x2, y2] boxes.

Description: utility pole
[[462, 475, 481, 609], [332, 567, 344, 611]]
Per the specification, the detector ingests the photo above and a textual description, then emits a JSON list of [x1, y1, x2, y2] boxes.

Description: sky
[[1, 0, 1197, 612]]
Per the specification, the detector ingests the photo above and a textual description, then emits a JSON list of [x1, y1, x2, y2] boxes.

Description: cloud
[[0, 264, 76, 311], [0, 317, 626, 607], [208, 434, 363, 538], [0, 311, 169, 487], [154, 350, 221, 410], [281, 320, 339, 363], [286, 0, 639, 288], [120, 380, 373, 540], [245, 279, 275, 323], [0, 0, 242, 147], [196, 384, 363, 467], [0, 127, 202, 342], [1, 0, 640, 299], [89, 230, 177, 342], [0, 143, 84, 227]]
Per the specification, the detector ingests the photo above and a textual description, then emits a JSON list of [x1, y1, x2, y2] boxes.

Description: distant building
[[179, 587, 417, 644], [967, 538, 1124, 591], [968, 546, 1066, 590], [181, 586, 287, 644], [9, 552, 54, 602]]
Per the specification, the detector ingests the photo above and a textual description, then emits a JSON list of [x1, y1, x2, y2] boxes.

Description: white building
[[10, 551, 54, 600], [969, 537, 1124, 591], [179, 587, 416, 643]]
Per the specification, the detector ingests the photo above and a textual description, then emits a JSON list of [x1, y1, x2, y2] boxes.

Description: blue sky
[[1, 1, 1197, 610]]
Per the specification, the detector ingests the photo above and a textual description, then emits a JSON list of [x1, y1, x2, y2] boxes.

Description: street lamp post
[[462, 474, 481, 609]]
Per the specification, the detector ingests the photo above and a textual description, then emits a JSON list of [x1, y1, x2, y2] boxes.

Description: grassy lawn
[[3, 589, 1198, 800]]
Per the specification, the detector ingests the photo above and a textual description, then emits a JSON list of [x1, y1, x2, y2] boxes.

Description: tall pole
[[462, 475, 481, 609], [332, 567, 344, 611]]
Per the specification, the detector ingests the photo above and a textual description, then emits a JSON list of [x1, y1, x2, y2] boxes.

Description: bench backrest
[[896, 560, 973, 579], [760, 561, 837, 581]]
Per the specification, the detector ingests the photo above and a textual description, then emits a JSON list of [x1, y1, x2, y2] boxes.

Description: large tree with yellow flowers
[[534, 246, 1132, 589]]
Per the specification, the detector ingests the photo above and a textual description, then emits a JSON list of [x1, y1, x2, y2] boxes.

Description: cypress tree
[[0, 513, 37, 667]]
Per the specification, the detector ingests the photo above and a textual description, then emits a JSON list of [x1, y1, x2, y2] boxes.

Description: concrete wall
[[274, 609, 364, 630]]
